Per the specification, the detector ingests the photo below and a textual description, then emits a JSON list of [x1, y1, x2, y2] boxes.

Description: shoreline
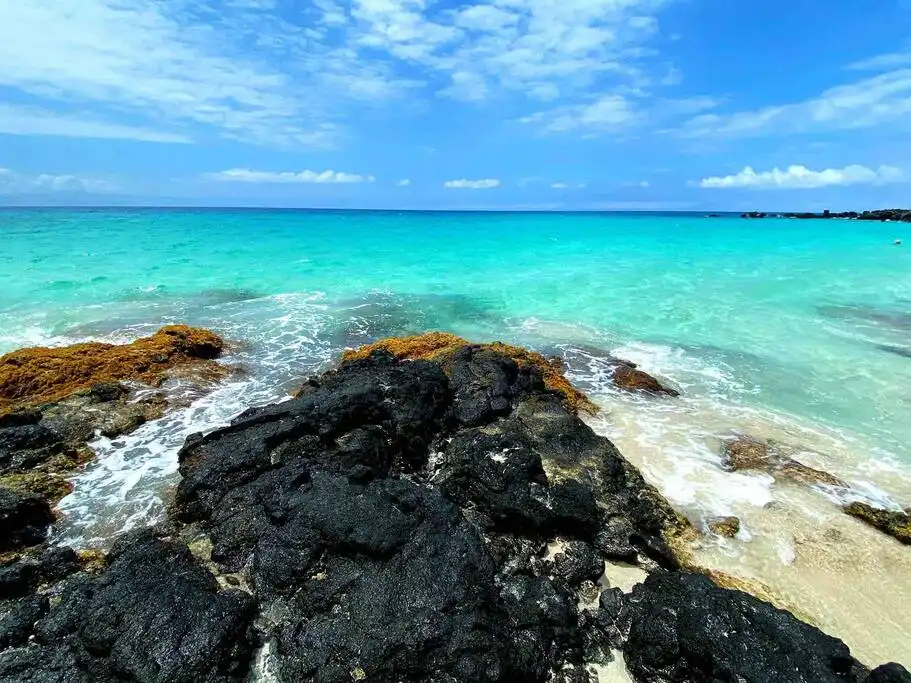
[[741, 208, 911, 221], [2, 330, 910, 679]]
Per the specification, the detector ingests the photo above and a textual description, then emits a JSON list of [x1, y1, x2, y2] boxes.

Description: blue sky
[[1, 0, 911, 210]]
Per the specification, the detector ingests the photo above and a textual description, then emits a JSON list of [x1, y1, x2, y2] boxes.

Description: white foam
[[54, 292, 335, 547]]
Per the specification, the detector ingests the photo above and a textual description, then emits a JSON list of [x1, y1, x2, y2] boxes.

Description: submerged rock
[[707, 515, 741, 537], [722, 436, 846, 488], [612, 364, 679, 397], [844, 502, 911, 545]]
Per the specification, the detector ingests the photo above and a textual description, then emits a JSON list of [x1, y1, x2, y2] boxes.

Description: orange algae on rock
[[341, 333, 599, 415], [0, 325, 224, 413]]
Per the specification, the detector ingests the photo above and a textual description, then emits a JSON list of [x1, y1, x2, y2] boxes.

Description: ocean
[[2, 207, 910, 664]]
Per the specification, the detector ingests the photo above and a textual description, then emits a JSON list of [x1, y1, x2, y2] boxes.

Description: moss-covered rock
[[612, 364, 680, 396], [340, 332, 599, 415], [844, 502, 911, 545], [708, 516, 741, 538], [0, 325, 224, 413]]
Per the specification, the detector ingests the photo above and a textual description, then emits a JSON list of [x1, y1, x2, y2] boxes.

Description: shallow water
[[2, 208, 910, 665]]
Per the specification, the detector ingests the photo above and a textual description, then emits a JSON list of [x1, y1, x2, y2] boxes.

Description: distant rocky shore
[[1, 331, 910, 682], [741, 208, 911, 222]]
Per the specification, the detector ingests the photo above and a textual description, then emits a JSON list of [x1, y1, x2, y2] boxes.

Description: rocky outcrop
[[0, 327, 230, 509], [844, 502, 911, 545], [0, 531, 255, 683], [612, 364, 679, 397], [0, 325, 224, 412], [620, 572, 871, 682], [722, 436, 846, 488], [741, 209, 911, 222], [1, 336, 907, 682]]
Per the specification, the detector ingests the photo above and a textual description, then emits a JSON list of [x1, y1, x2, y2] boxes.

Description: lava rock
[[623, 571, 864, 683], [0, 488, 54, 552], [868, 663, 911, 682], [5, 531, 256, 683], [0, 595, 48, 649]]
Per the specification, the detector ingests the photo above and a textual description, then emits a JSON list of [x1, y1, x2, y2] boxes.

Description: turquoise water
[[2, 208, 911, 541]]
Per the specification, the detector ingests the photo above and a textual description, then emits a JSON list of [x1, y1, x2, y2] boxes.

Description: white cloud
[[454, 5, 519, 32], [847, 51, 911, 71], [0, 0, 681, 148], [206, 169, 376, 184], [0, 168, 117, 193], [522, 94, 717, 135], [443, 178, 501, 189], [551, 182, 569, 189], [396, 178, 412, 186], [639, 180, 650, 188], [699, 164, 905, 190], [678, 69, 911, 139], [0, 104, 190, 144], [521, 94, 636, 133]]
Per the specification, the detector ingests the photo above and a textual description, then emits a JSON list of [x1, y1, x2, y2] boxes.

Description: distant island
[[741, 208, 911, 221]]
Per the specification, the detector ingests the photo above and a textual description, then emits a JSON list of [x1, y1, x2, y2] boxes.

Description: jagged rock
[[0, 488, 54, 552], [622, 571, 864, 682], [612, 364, 679, 397], [707, 515, 740, 537], [844, 502, 911, 545], [2, 338, 905, 682], [171, 348, 688, 680], [549, 541, 603, 587], [0, 547, 81, 600], [0, 531, 256, 683], [0, 410, 41, 429], [868, 664, 911, 682], [0, 595, 47, 650]]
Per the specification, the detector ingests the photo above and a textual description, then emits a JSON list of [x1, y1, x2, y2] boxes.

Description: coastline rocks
[[0, 326, 229, 509], [844, 502, 911, 545], [707, 515, 741, 538], [722, 436, 846, 488], [622, 572, 865, 683], [0, 488, 54, 552], [612, 364, 679, 397], [0, 325, 223, 412], [172, 342, 686, 680], [0, 531, 256, 683], [739, 208, 911, 222], [2, 334, 908, 682]]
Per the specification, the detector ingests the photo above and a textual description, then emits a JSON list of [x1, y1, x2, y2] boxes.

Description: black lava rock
[[0, 531, 256, 683], [623, 571, 862, 682], [0, 488, 54, 552]]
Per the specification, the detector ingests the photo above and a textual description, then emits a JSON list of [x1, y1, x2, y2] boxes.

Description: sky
[[1, 0, 911, 210]]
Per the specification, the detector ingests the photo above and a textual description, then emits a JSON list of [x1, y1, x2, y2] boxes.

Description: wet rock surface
[[1, 339, 908, 682], [0, 328, 232, 511], [0, 488, 54, 553], [612, 363, 680, 397], [621, 572, 875, 683], [844, 502, 911, 545], [722, 436, 847, 488]]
